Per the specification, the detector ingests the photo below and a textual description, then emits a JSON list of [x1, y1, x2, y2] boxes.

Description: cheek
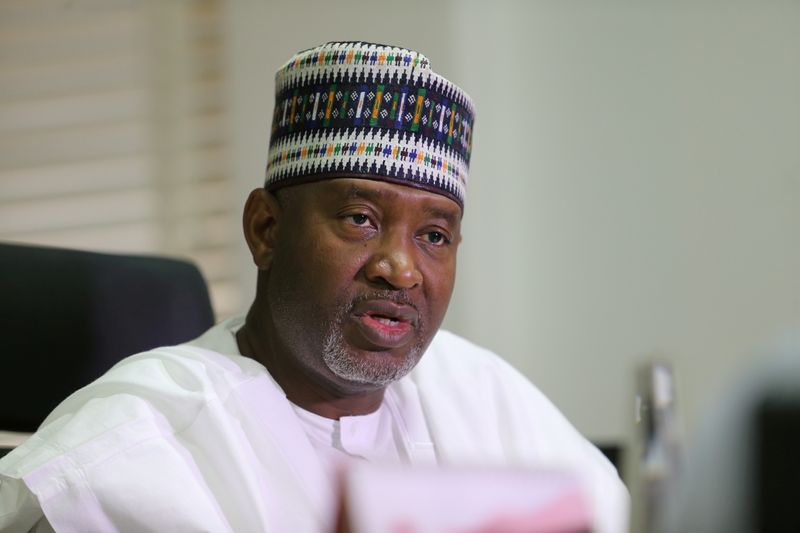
[[422, 255, 457, 316], [278, 229, 367, 298]]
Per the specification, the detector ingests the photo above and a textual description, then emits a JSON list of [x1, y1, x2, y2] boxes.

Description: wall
[[449, 0, 800, 446]]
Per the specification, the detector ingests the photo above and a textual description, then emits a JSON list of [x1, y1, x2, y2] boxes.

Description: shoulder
[[409, 330, 629, 531], [0, 316, 289, 532], [44, 316, 260, 423], [413, 329, 547, 401], [411, 329, 617, 471], [43, 344, 255, 428], [2, 320, 261, 479], [418, 329, 506, 372], [0, 322, 262, 531]]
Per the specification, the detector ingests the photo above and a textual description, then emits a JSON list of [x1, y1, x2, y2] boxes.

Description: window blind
[[0, 0, 240, 318]]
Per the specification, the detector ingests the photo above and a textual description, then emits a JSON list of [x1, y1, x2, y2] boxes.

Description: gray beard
[[321, 312, 424, 386]]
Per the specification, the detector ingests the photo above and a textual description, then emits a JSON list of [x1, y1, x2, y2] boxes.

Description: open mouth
[[369, 314, 403, 326], [363, 312, 409, 331], [350, 299, 419, 349]]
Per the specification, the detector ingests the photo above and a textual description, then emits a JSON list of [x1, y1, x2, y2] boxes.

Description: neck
[[236, 305, 386, 420]]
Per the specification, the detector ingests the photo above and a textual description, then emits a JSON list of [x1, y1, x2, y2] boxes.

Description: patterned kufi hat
[[265, 41, 475, 208]]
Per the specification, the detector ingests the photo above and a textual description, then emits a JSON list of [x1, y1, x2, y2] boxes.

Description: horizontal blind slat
[[192, 244, 238, 280], [2, 223, 160, 253], [0, 55, 147, 101], [0, 156, 153, 203], [0, 189, 158, 235], [0, 89, 149, 133], [0, 122, 149, 170], [209, 280, 243, 320]]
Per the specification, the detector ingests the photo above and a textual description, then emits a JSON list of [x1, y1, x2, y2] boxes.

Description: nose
[[364, 232, 423, 290]]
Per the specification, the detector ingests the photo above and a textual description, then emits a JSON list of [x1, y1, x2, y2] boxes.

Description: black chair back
[[0, 242, 215, 432]]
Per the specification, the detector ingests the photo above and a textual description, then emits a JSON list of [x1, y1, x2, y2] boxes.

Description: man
[[0, 41, 628, 532]]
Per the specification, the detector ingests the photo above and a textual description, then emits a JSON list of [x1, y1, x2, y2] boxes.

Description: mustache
[[348, 290, 418, 312]]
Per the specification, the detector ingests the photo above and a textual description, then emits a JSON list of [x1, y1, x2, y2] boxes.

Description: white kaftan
[[0, 316, 628, 532]]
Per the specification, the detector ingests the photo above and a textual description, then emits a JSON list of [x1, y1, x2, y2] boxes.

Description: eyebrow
[[340, 183, 461, 224], [344, 184, 383, 200], [422, 205, 460, 226]]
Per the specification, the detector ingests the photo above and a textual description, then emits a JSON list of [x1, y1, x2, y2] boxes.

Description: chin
[[322, 342, 424, 388]]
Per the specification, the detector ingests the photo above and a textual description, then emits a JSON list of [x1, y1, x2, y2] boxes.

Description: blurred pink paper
[[339, 464, 592, 533]]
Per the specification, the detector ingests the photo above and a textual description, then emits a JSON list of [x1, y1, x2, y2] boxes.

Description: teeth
[[374, 316, 398, 325]]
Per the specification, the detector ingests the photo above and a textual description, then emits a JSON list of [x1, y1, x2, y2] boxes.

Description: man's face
[[263, 178, 461, 395]]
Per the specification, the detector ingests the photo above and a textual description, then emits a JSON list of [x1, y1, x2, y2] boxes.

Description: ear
[[242, 188, 282, 270]]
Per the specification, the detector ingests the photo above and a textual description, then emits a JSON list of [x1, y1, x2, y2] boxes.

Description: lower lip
[[353, 314, 414, 349]]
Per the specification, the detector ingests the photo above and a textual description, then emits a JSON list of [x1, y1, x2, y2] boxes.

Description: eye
[[349, 213, 370, 226], [424, 231, 449, 246]]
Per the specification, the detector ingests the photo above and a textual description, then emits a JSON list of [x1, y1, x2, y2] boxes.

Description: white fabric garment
[[290, 396, 410, 498], [0, 316, 629, 532]]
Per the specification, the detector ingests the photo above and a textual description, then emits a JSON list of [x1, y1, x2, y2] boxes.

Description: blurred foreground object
[[658, 336, 800, 533], [634, 362, 682, 532], [336, 464, 591, 533], [0, 242, 214, 439]]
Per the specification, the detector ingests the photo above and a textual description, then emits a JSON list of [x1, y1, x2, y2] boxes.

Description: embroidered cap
[[265, 41, 475, 208]]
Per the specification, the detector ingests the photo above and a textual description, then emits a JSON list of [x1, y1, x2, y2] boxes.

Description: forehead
[[294, 178, 463, 221]]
